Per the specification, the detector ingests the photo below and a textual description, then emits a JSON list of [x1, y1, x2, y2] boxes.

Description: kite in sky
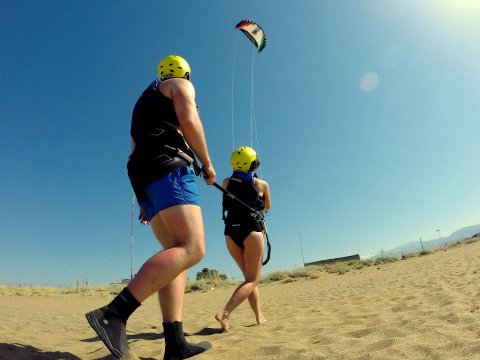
[[235, 19, 267, 53]]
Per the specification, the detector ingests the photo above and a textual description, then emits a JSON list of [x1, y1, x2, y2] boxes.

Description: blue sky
[[1, 0, 479, 285]]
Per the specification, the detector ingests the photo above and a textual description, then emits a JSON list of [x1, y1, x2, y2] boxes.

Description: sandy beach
[[1, 239, 480, 360]]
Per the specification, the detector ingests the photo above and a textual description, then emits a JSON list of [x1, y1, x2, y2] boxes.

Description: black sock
[[107, 287, 141, 323]]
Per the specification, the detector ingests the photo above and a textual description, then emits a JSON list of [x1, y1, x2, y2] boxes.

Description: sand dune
[[1, 240, 480, 359]]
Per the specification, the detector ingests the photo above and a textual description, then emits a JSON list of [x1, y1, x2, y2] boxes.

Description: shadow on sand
[[79, 327, 220, 359], [0, 343, 81, 360], [82, 326, 222, 344]]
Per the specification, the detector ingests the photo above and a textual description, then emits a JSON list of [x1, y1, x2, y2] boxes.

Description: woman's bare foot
[[256, 313, 267, 325], [215, 310, 229, 332]]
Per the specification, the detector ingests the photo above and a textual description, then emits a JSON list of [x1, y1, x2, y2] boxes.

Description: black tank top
[[223, 173, 265, 222], [127, 81, 192, 200], [130, 81, 179, 143]]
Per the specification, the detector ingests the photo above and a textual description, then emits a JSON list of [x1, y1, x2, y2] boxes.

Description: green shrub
[[196, 268, 228, 281], [418, 250, 431, 256], [373, 256, 397, 265], [259, 271, 289, 283]]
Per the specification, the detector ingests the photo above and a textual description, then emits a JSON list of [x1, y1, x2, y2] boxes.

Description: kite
[[235, 19, 267, 53]]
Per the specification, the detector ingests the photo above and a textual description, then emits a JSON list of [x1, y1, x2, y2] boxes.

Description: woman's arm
[[255, 179, 271, 212], [222, 178, 230, 189]]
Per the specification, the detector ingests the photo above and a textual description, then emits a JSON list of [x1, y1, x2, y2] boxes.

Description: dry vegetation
[[0, 283, 124, 297], [1, 237, 478, 296]]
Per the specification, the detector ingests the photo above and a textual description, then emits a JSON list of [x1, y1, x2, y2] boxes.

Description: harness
[[168, 146, 271, 265], [222, 172, 264, 224], [127, 121, 194, 201]]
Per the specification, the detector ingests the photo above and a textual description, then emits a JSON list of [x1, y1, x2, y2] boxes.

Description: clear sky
[[1, 0, 480, 286]]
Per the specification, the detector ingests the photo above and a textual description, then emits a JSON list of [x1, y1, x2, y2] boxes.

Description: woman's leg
[[247, 285, 266, 325], [216, 232, 264, 331], [224, 237, 266, 324]]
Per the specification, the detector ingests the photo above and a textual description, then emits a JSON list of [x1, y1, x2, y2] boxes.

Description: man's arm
[[170, 79, 215, 184], [131, 137, 136, 152]]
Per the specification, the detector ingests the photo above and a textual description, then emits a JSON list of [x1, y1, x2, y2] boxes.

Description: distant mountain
[[448, 225, 480, 241], [371, 224, 480, 259]]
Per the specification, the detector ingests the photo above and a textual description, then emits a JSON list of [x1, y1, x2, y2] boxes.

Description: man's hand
[[201, 164, 216, 185], [138, 208, 150, 225]]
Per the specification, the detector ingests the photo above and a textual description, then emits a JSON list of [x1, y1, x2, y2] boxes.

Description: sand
[[1, 240, 480, 360]]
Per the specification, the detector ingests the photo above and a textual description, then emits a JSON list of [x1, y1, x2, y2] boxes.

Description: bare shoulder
[[158, 78, 194, 99], [170, 78, 194, 93], [254, 177, 269, 191]]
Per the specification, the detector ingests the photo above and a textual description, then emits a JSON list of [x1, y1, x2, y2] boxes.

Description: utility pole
[[298, 232, 305, 267], [419, 237, 424, 251], [436, 229, 445, 246]]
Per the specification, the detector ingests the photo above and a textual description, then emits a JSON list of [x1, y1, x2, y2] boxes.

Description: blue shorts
[[138, 166, 200, 221]]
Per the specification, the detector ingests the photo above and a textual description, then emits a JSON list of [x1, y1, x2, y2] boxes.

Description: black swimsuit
[[223, 173, 265, 248]]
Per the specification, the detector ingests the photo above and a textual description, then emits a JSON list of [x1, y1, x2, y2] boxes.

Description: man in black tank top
[[86, 55, 216, 359], [128, 78, 197, 201]]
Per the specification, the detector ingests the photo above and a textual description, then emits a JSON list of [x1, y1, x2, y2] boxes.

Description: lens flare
[[360, 72, 379, 92]]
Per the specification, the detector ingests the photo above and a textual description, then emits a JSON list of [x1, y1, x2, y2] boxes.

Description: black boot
[[85, 306, 129, 358], [85, 288, 140, 359], [163, 321, 212, 360]]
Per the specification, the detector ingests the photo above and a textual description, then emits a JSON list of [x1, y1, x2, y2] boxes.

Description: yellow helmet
[[230, 146, 258, 172], [157, 55, 191, 80]]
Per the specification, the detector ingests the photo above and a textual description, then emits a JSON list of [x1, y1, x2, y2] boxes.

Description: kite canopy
[[235, 19, 267, 53]]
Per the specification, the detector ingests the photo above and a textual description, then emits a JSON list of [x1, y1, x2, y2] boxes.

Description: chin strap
[[164, 145, 271, 265]]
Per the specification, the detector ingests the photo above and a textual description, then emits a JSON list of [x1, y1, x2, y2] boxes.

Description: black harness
[[127, 124, 194, 201], [222, 174, 265, 222]]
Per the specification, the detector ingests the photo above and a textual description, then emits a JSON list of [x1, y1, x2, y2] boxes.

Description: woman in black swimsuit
[[215, 146, 271, 332]]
